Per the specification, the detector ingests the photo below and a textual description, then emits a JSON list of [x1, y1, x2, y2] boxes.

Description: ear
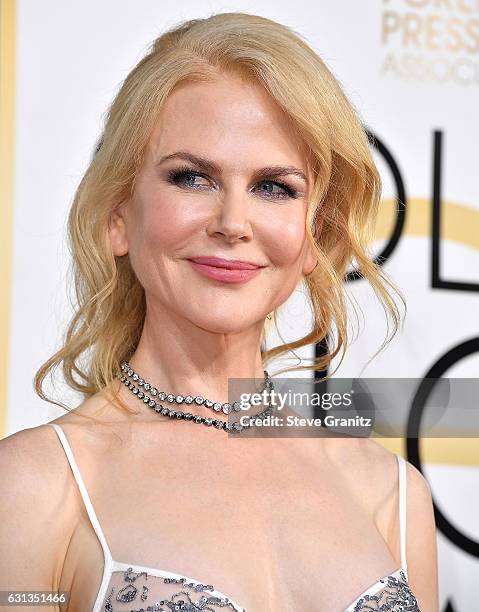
[[302, 240, 318, 276], [302, 215, 323, 276], [109, 202, 129, 256]]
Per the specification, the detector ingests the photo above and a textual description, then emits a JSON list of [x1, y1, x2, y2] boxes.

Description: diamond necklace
[[118, 361, 274, 433]]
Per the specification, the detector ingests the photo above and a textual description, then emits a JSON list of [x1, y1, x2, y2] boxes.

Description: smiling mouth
[[188, 256, 264, 269], [187, 257, 265, 284]]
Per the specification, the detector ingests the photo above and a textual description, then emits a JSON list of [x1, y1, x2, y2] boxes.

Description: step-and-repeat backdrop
[[1, 1, 478, 608]]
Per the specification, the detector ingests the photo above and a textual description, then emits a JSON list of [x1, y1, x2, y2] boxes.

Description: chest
[[59, 451, 397, 611]]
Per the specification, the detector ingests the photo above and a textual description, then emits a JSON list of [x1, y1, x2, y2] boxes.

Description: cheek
[[126, 193, 204, 293], [130, 195, 201, 257], [262, 207, 308, 267]]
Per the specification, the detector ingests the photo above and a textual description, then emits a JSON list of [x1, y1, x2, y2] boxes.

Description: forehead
[[148, 72, 311, 172]]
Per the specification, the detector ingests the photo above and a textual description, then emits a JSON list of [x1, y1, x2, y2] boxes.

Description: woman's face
[[110, 71, 317, 332]]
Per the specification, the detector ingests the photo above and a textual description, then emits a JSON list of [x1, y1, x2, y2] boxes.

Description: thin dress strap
[[395, 453, 408, 579], [48, 423, 113, 565]]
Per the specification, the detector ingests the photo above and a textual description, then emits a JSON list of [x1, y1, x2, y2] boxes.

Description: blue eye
[[256, 180, 296, 199], [166, 166, 298, 200], [168, 169, 208, 189]]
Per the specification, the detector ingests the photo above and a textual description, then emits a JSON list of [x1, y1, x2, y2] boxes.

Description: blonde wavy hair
[[35, 11, 405, 414]]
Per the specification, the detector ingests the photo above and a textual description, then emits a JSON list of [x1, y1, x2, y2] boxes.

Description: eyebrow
[[157, 151, 309, 185]]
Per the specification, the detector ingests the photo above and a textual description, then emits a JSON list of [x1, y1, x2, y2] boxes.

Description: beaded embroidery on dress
[[345, 568, 419, 612], [48, 423, 420, 611], [103, 567, 242, 612]]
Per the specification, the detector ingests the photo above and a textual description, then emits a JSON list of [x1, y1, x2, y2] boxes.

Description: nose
[[206, 187, 254, 243]]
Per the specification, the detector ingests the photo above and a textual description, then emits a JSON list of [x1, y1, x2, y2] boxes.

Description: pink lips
[[187, 256, 264, 284]]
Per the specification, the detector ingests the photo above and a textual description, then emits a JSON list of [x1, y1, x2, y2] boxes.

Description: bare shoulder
[[0, 420, 84, 517], [400, 455, 439, 610], [0, 423, 77, 597], [351, 437, 435, 518], [324, 436, 431, 495], [328, 437, 438, 610], [319, 436, 401, 495], [0, 421, 68, 484], [0, 390, 126, 599], [319, 437, 434, 529], [0, 389, 127, 515]]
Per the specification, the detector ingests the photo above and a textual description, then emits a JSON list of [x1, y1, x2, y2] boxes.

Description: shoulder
[[351, 439, 436, 542], [0, 421, 85, 514], [320, 436, 399, 492], [320, 437, 434, 522], [352, 439, 435, 527], [0, 421, 65, 481], [0, 423, 78, 590], [400, 455, 438, 608], [0, 390, 128, 512], [335, 438, 438, 608], [327, 436, 431, 490]]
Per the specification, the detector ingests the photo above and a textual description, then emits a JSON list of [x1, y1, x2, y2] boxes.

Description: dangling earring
[[266, 313, 272, 320]]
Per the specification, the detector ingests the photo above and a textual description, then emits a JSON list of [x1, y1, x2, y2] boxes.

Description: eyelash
[[166, 165, 299, 200]]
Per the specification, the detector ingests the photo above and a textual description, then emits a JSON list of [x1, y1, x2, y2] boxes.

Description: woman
[[0, 12, 438, 612]]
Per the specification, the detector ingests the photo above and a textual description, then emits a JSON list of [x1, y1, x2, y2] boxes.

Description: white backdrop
[[3, 1, 479, 609]]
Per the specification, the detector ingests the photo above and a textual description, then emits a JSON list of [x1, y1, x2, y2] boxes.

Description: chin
[[189, 312, 261, 333]]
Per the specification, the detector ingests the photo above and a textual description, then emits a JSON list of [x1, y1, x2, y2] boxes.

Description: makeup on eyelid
[[165, 165, 301, 200]]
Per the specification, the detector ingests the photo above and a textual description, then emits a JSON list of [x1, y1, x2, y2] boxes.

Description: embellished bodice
[[95, 562, 419, 612], [345, 568, 419, 611], [101, 563, 244, 611], [47, 423, 421, 611]]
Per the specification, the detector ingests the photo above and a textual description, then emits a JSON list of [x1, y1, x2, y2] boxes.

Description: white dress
[[48, 423, 420, 611]]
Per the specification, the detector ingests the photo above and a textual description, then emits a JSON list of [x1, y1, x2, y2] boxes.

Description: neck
[[123, 305, 268, 417]]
